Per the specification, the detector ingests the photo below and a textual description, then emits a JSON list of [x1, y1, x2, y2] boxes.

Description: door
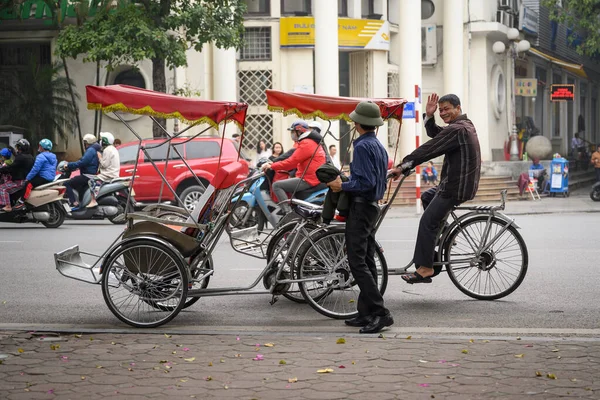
[[135, 141, 181, 201], [183, 140, 223, 183]]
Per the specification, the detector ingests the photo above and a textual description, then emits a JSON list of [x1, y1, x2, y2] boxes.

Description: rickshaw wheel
[[101, 238, 188, 328]]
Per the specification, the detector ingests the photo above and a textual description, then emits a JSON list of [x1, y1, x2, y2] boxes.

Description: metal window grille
[[238, 69, 272, 106], [240, 27, 272, 61], [244, 114, 274, 147], [387, 72, 400, 147]]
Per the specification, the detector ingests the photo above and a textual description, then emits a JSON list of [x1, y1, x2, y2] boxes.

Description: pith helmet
[[349, 101, 384, 126]]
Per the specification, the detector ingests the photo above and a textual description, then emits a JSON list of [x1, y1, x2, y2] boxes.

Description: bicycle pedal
[[269, 295, 279, 305]]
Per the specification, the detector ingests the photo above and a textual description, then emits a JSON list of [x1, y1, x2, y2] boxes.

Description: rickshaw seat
[[211, 161, 245, 190], [124, 221, 199, 258]]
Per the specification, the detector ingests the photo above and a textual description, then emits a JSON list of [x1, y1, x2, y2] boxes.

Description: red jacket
[[271, 138, 326, 186]]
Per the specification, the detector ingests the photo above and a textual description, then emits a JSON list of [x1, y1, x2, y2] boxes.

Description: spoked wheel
[[108, 198, 128, 225], [226, 201, 258, 233], [266, 221, 320, 303], [296, 226, 388, 319], [443, 216, 528, 300], [157, 211, 188, 223], [157, 255, 214, 311], [101, 239, 188, 328]]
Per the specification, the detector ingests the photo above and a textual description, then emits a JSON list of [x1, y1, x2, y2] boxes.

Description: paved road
[[1, 210, 598, 334]]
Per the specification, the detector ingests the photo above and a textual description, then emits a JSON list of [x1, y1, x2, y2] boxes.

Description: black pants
[[415, 186, 460, 268], [65, 175, 90, 204], [10, 176, 51, 203], [345, 201, 389, 318]]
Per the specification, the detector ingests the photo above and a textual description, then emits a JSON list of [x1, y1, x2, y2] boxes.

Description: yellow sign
[[280, 17, 390, 50], [515, 79, 538, 97]]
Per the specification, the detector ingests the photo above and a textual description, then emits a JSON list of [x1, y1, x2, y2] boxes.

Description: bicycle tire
[[101, 239, 188, 328], [296, 225, 388, 319], [266, 220, 320, 303], [443, 215, 528, 300]]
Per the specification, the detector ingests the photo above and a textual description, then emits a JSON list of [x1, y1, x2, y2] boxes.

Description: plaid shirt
[[402, 114, 481, 203]]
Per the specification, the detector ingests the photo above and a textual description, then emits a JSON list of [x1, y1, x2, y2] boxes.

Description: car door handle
[[125, 169, 135, 173], [173, 164, 186, 169]]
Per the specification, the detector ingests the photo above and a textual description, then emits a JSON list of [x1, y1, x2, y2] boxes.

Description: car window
[[185, 141, 221, 159], [231, 141, 252, 162], [118, 145, 139, 165], [143, 142, 182, 162]]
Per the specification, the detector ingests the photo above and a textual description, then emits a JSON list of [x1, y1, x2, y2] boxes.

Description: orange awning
[[529, 48, 588, 79]]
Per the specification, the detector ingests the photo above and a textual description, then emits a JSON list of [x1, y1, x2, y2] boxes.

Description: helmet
[[287, 120, 310, 133], [39, 138, 53, 151], [100, 131, 115, 146], [15, 138, 30, 153], [307, 121, 323, 133], [83, 134, 97, 145], [57, 160, 69, 172], [0, 148, 12, 158]]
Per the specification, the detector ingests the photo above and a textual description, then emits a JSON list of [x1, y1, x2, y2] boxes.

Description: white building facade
[[1, 0, 597, 162]]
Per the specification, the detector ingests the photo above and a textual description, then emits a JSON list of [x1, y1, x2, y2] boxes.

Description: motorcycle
[[0, 180, 68, 228], [228, 161, 328, 232], [56, 170, 135, 224], [591, 181, 600, 201]]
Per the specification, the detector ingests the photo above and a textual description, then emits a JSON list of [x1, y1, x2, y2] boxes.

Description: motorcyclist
[[0, 139, 34, 212], [64, 133, 101, 210], [96, 132, 120, 182], [261, 120, 327, 213]]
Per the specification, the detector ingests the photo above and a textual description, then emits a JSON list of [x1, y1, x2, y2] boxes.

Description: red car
[[117, 137, 249, 210]]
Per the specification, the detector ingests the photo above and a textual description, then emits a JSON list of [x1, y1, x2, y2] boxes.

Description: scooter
[[0, 180, 68, 228], [56, 171, 136, 224], [591, 181, 600, 201], [228, 162, 328, 232]]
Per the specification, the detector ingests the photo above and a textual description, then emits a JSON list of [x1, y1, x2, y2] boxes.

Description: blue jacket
[[68, 143, 100, 174], [26, 151, 57, 182]]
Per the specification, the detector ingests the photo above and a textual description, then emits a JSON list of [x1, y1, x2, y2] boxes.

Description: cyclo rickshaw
[[55, 85, 528, 328]]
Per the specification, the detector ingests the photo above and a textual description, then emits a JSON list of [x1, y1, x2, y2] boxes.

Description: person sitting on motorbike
[[0, 139, 34, 212], [261, 120, 327, 213], [64, 134, 101, 210], [0, 148, 13, 180], [96, 132, 120, 182]]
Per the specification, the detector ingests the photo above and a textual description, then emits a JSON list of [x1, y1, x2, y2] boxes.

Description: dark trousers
[[65, 175, 90, 204], [415, 186, 460, 268], [345, 201, 389, 318], [9, 176, 51, 203]]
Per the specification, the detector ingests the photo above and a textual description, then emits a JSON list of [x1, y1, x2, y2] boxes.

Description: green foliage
[[0, 61, 80, 145], [543, 0, 600, 57], [55, 0, 246, 70]]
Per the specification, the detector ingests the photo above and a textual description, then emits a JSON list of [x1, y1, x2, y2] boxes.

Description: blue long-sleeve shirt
[[341, 132, 388, 202], [68, 143, 100, 174], [26, 151, 57, 182]]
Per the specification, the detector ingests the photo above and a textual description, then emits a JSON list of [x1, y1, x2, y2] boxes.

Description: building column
[[314, 0, 340, 155], [348, 0, 361, 19], [397, 0, 422, 156], [443, 0, 464, 100], [212, 45, 238, 102]]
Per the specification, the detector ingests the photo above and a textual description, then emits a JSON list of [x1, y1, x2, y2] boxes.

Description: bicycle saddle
[[292, 203, 322, 220]]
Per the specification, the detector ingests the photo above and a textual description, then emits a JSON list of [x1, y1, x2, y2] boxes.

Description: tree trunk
[[152, 57, 167, 138]]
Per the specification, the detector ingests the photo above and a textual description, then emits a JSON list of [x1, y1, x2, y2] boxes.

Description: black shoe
[[359, 314, 394, 334], [344, 315, 372, 327]]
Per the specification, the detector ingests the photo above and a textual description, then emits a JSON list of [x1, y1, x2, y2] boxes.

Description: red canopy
[[86, 85, 248, 128], [266, 90, 407, 121]]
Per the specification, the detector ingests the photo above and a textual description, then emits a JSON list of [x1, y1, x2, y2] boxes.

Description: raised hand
[[425, 93, 439, 117]]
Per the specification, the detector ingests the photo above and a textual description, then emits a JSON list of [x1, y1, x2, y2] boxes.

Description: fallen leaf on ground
[[224, 385, 229, 389], [159, 360, 168, 363], [74, 334, 82, 338], [419, 383, 430, 387], [450, 363, 460, 367], [288, 377, 298, 383], [279, 360, 286, 365], [438, 360, 447, 364], [96, 365, 103, 369], [81, 376, 86, 380], [220, 359, 225, 363], [552, 349, 560, 352], [352, 361, 356, 365], [253, 355, 264, 361], [461, 349, 468, 354], [317, 368, 334, 373], [378, 334, 386, 339], [336, 338, 346, 344], [164, 334, 172, 338], [235, 354, 241, 358], [447, 376, 455, 379], [419, 360, 428, 363], [184, 357, 196, 362], [264, 343, 274, 347], [516, 337, 522, 340], [17, 348, 24, 353], [205, 376, 212, 381], [514, 354, 524, 358], [570, 378, 577, 382], [128, 368, 133, 371], [208, 361, 213, 366], [183, 347, 190, 351], [535, 371, 542, 377], [469, 339, 474, 343], [236, 337, 240, 341], [482, 340, 490, 343], [406, 336, 412, 340], [547, 373, 557, 379], [172, 351, 177, 354], [50, 344, 60, 350], [339, 365, 346, 368]]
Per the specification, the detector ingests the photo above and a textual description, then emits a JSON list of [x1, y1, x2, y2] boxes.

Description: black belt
[[353, 196, 378, 207]]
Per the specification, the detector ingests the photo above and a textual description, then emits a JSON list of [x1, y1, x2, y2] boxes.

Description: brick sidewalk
[[1, 331, 599, 399]]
